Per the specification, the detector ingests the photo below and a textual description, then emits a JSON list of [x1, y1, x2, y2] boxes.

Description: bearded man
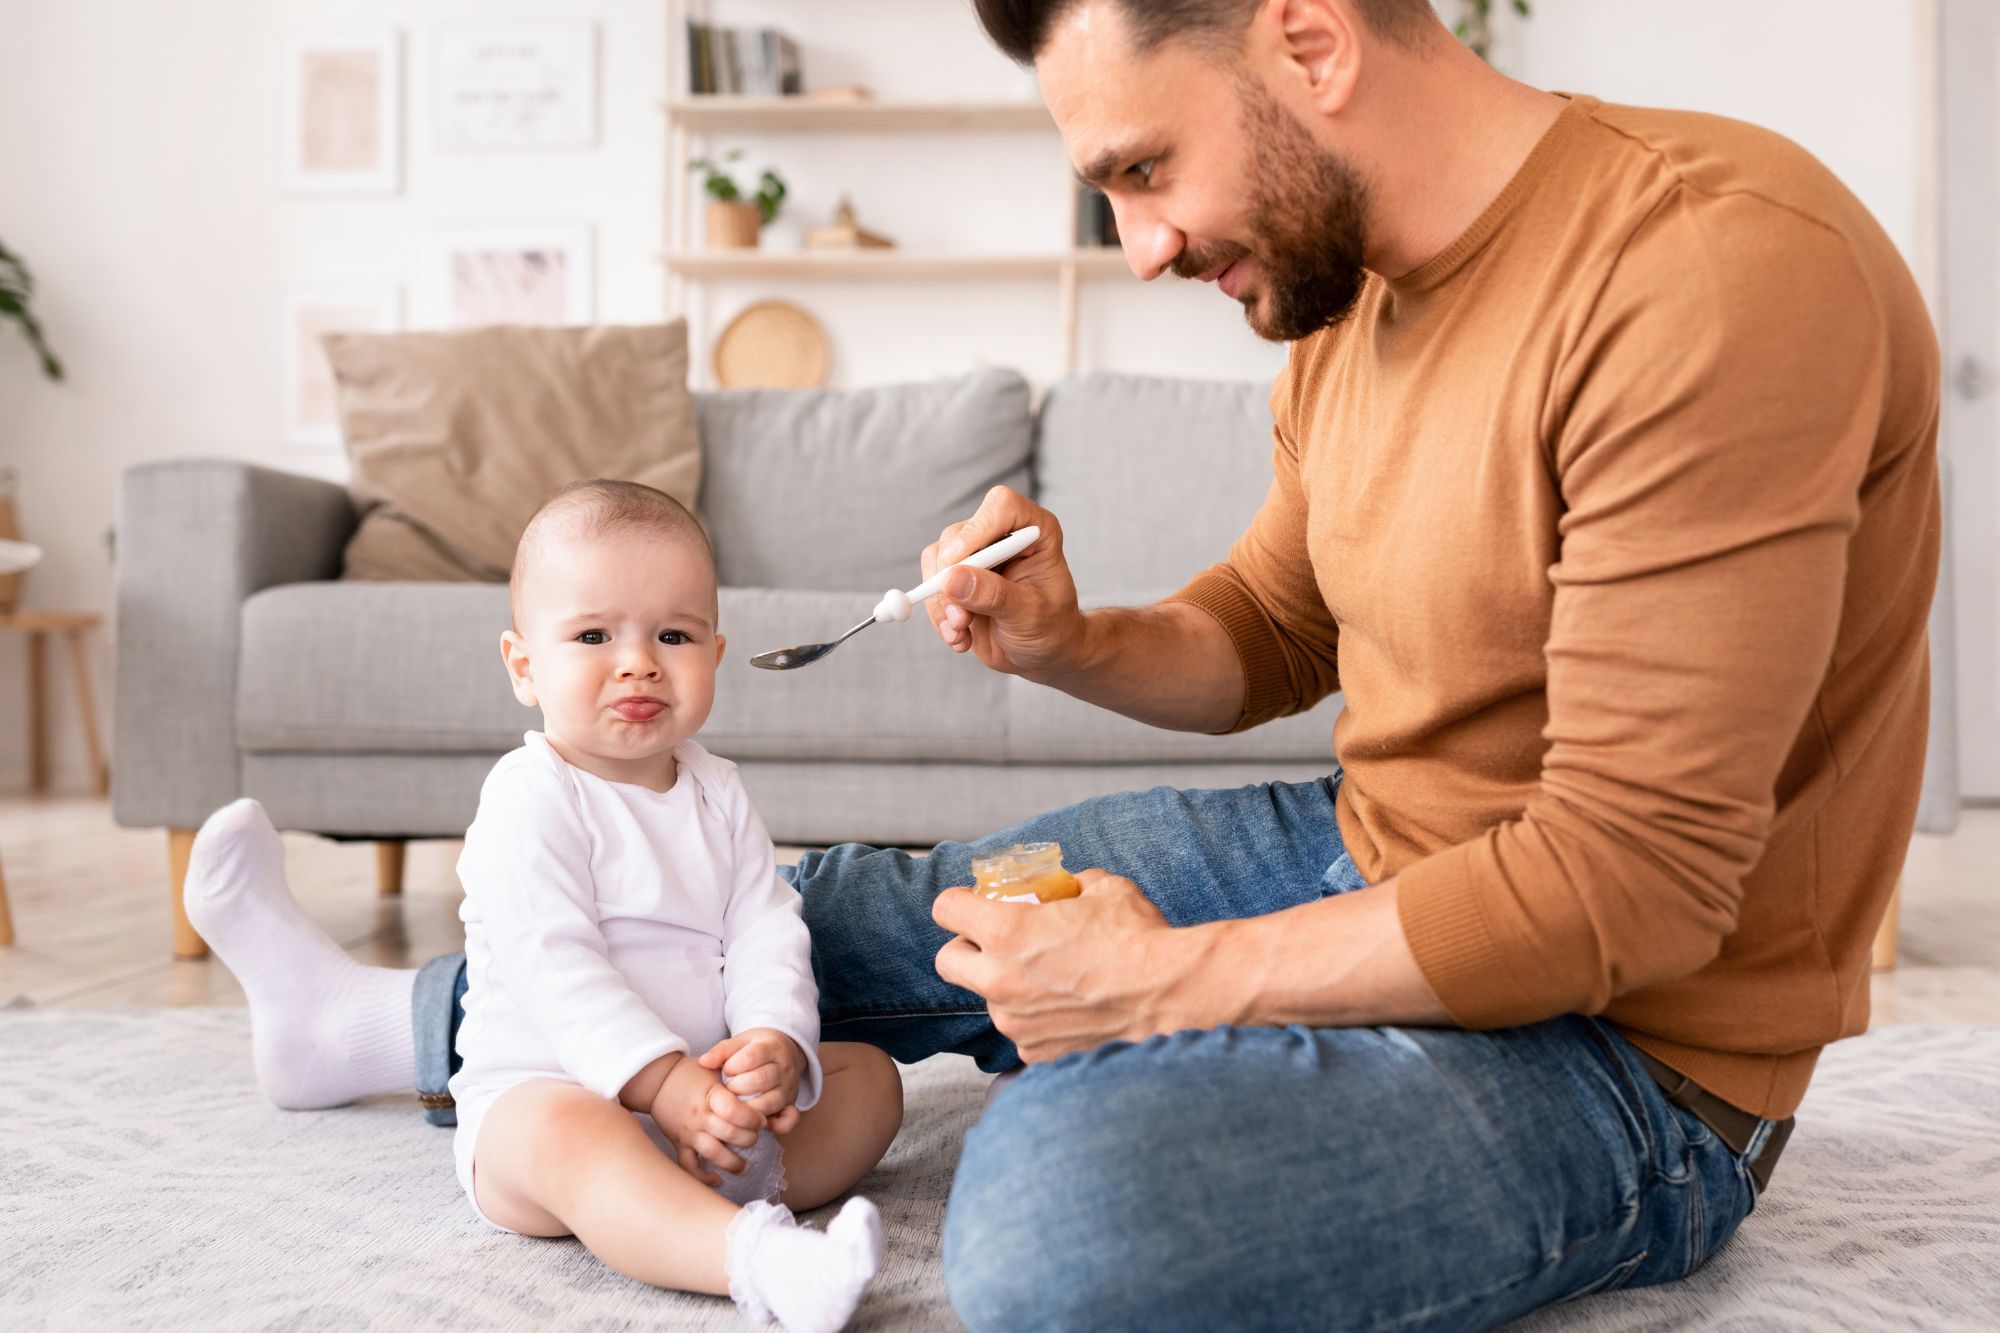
[[186, 1, 1938, 1328]]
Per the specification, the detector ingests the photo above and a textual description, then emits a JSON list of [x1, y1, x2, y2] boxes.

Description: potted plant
[[1, 238, 60, 613], [1455, 0, 1531, 63], [690, 151, 788, 249]]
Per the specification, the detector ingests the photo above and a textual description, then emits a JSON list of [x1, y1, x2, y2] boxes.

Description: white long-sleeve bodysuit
[[450, 731, 823, 1223]]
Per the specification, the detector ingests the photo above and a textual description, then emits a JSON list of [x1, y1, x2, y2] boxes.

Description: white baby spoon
[[750, 526, 1041, 671]]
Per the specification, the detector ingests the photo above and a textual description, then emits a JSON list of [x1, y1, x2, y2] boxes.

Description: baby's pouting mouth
[[611, 696, 665, 721]]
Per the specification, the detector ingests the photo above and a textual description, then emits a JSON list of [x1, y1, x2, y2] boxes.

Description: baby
[[452, 479, 903, 1331]]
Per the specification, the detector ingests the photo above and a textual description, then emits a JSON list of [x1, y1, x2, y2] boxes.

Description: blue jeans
[[416, 774, 1763, 1330]]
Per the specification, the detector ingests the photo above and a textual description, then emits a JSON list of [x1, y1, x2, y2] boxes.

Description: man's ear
[[501, 630, 538, 708], [1263, 0, 1361, 119]]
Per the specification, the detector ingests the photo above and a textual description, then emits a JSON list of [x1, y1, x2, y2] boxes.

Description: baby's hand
[[651, 1054, 765, 1186], [700, 1029, 807, 1133]]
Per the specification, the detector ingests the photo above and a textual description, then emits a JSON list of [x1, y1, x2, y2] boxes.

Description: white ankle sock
[[184, 798, 417, 1109], [727, 1198, 883, 1333]]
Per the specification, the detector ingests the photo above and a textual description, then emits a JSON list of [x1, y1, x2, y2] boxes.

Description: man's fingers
[[936, 486, 1035, 565], [935, 934, 1000, 996], [1075, 867, 1141, 896]]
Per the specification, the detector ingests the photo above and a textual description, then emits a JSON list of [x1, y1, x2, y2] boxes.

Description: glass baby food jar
[[970, 842, 1080, 903]]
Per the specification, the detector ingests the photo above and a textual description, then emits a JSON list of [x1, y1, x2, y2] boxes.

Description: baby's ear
[[500, 630, 538, 707], [713, 632, 726, 666]]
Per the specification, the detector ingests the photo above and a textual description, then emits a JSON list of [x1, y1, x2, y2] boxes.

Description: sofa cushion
[[1034, 373, 1276, 595], [326, 322, 699, 581], [238, 582, 524, 752], [237, 582, 1009, 763], [696, 368, 1033, 594]]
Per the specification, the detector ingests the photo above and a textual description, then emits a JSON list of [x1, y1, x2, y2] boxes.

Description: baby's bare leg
[[474, 1078, 738, 1293], [777, 1042, 905, 1212]]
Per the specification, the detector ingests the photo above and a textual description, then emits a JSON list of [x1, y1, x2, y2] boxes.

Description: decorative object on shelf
[[0, 241, 62, 381], [0, 470, 32, 614], [806, 85, 874, 104], [435, 22, 597, 150], [686, 22, 800, 96], [806, 197, 895, 251], [284, 286, 401, 448], [691, 151, 787, 250], [1454, 0, 1530, 63], [712, 300, 829, 389], [283, 29, 401, 193], [428, 221, 593, 327]]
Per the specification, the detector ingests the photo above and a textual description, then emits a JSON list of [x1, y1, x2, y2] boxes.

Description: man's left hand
[[932, 869, 1206, 1063]]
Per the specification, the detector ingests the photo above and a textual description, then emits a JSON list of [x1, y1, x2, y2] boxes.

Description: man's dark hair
[[972, 0, 1438, 65]]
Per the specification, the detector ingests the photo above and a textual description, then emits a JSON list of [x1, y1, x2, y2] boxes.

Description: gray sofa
[[113, 369, 1342, 954]]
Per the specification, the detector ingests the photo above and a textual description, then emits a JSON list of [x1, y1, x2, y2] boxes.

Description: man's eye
[[1132, 158, 1157, 185], [577, 630, 608, 645], [659, 630, 689, 646]]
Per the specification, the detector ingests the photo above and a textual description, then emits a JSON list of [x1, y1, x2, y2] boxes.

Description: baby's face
[[501, 528, 723, 789]]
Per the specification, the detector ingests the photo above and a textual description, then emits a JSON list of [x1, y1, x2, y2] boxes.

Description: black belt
[[1632, 1049, 1794, 1195]]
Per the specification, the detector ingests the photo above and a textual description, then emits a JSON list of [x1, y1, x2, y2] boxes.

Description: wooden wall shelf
[[660, 250, 1131, 280], [663, 98, 1054, 133]]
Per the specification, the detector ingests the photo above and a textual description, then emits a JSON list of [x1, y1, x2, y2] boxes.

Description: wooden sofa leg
[[168, 828, 206, 960], [0, 851, 15, 947], [377, 841, 406, 897], [1871, 880, 1901, 973]]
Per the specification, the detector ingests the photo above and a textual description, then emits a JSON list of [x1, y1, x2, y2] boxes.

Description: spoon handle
[[903, 526, 1041, 605]]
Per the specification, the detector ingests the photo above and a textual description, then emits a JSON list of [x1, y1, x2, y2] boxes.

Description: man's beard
[[1173, 82, 1371, 342]]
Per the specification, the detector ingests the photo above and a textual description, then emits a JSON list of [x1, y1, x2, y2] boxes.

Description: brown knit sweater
[[1170, 96, 1940, 1119]]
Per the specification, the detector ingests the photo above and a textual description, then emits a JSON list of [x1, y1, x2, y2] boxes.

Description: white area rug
[[1, 1012, 1995, 1331]]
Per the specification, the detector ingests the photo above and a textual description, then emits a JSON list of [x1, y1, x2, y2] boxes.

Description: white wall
[[0, 0, 1936, 792]]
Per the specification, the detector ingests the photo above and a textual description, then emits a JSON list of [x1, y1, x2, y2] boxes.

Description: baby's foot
[[727, 1198, 883, 1333], [185, 799, 416, 1108]]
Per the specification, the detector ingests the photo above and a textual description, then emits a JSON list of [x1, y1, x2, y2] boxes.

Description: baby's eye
[[577, 630, 609, 645], [659, 630, 690, 646]]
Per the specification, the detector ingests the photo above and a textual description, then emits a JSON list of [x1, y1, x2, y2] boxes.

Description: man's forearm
[[1038, 601, 1246, 734], [1171, 879, 1453, 1029]]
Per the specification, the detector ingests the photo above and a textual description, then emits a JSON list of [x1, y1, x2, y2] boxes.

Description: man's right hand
[[922, 485, 1089, 683]]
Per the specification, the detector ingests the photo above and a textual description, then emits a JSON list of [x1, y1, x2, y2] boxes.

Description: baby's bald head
[[510, 480, 716, 630]]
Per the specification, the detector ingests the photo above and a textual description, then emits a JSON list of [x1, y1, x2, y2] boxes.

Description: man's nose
[[1117, 201, 1181, 282]]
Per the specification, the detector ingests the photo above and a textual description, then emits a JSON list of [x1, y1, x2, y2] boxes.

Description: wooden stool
[[0, 848, 14, 947], [0, 610, 110, 796]]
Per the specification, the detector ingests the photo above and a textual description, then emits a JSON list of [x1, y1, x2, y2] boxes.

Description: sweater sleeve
[[461, 763, 686, 1099], [714, 764, 825, 1111], [1165, 356, 1343, 733], [1396, 188, 1892, 1025]]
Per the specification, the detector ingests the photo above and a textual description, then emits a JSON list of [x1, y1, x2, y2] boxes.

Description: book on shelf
[[686, 22, 803, 96]]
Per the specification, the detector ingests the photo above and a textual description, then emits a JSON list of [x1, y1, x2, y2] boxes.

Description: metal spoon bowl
[[750, 616, 877, 671]]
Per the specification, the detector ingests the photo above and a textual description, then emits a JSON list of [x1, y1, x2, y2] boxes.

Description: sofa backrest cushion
[[696, 368, 1033, 594], [1033, 373, 1277, 596]]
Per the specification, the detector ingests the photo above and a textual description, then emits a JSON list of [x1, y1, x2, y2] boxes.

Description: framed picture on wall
[[283, 30, 402, 193], [284, 286, 401, 447], [435, 23, 598, 150], [427, 222, 595, 328]]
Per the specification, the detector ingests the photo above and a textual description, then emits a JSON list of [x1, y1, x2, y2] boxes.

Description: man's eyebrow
[[1075, 143, 1141, 187]]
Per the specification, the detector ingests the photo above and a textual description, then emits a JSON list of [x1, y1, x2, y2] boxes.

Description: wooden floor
[[1, 794, 1995, 1024]]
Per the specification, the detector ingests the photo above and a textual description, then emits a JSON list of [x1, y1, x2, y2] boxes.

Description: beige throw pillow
[[325, 322, 700, 581]]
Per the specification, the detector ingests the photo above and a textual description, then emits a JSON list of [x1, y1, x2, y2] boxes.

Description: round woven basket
[[712, 300, 830, 389]]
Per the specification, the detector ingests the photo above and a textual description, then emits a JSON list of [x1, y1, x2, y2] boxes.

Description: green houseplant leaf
[[0, 239, 63, 381]]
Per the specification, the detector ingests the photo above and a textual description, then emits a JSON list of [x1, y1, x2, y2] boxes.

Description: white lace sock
[[184, 798, 417, 1109], [726, 1198, 883, 1333]]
